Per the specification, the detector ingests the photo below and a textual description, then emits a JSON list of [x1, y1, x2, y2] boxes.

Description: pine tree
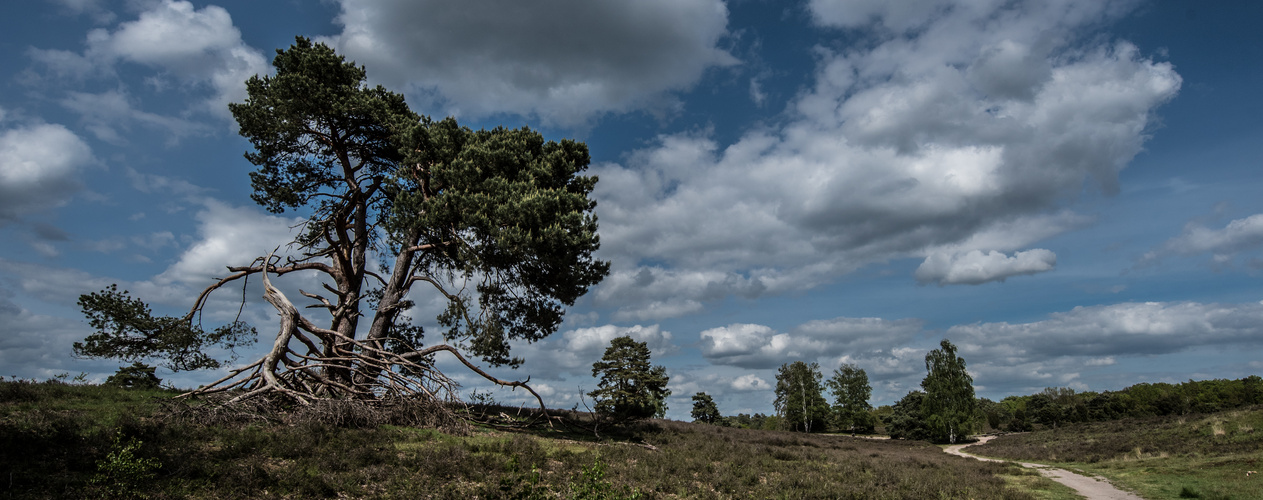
[[75, 38, 608, 408], [589, 336, 671, 421], [691, 392, 722, 424]]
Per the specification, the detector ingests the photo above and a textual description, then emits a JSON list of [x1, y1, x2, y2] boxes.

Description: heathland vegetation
[[3, 377, 1064, 499], [970, 406, 1263, 499]]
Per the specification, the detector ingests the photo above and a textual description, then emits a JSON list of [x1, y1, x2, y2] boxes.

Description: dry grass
[[2, 380, 1049, 499], [969, 406, 1263, 499]]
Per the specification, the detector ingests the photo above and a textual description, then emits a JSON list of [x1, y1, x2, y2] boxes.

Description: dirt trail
[[943, 436, 1144, 500]]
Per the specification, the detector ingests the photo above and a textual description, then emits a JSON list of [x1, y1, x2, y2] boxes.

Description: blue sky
[[1, 0, 1261, 420]]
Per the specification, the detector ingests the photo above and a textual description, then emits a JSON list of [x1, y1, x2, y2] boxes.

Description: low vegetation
[[2, 378, 1054, 499], [971, 405, 1263, 499]]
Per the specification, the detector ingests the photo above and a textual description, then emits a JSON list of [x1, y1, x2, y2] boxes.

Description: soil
[[943, 436, 1144, 500]]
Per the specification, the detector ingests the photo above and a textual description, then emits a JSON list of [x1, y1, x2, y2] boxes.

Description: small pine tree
[[103, 362, 162, 390], [691, 392, 722, 424], [589, 336, 670, 421]]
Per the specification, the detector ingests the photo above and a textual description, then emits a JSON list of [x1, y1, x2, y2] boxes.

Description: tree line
[[692, 339, 975, 443], [974, 376, 1263, 432], [688, 339, 1263, 443]]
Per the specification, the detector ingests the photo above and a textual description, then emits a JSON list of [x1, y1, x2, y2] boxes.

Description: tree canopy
[[774, 361, 830, 433], [827, 363, 873, 433], [589, 336, 671, 421], [921, 339, 975, 443], [75, 37, 608, 408], [691, 392, 722, 425]]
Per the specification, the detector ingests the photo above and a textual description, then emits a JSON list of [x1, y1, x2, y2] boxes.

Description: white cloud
[[31, 0, 266, 119], [86, 0, 266, 115], [324, 0, 737, 127], [699, 317, 923, 369], [949, 301, 1263, 361], [1144, 213, 1263, 265], [0, 123, 94, 223], [499, 323, 679, 383], [915, 248, 1056, 285], [154, 199, 303, 287], [563, 324, 675, 358], [591, 0, 1178, 318], [731, 373, 771, 391]]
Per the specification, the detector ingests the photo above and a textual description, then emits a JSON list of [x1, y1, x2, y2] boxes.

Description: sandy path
[[943, 436, 1144, 500]]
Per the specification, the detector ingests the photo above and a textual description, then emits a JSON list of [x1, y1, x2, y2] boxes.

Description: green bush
[[91, 431, 162, 498], [103, 362, 162, 390]]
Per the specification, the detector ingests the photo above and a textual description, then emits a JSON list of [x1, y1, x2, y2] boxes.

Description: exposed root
[[179, 253, 554, 428]]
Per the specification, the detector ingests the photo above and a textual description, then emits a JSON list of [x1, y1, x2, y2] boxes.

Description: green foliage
[[978, 376, 1263, 432], [774, 361, 830, 432], [886, 390, 932, 440], [827, 363, 874, 433], [589, 336, 670, 421], [234, 37, 609, 369], [77, 37, 608, 386], [569, 456, 642, 500], [91, 431, 162, 498], [922, 339, 976, 443], [74, 285, 256, 371], [103, 362, 162, 390], [690, 392, 722, 424]]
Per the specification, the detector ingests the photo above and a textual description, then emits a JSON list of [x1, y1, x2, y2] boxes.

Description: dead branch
[[181, 252, 552, 428]]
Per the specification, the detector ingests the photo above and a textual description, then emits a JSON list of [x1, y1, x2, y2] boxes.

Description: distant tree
[[827, 363, 874, 434], [774, 361, 830, 433], [921, 339, 975, 443], [589, 336, 671, 421], [1026, 393, 1058, 428], [885, 390, 930, 440], [975, 397, 1012, 432], [103, 362, 163, 390], [73, 38, 608, 410], [1008, 406, 1033, 432], [691, 392, 722, 424]]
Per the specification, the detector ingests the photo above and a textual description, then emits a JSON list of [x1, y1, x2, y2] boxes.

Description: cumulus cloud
[[592, 0, 1178, 320], [30, 0, 266, 118], [0, 123, 94, 223], [500, 323, 678, 383], [730, 374, 769, 392], [699, 317, 923, 369], [562, 324, 676, 358], [1143, 213, 1263, 265], [915, 248, 1056, 285], [950, 300, 1263, 360], [153, 199, 303, 287], [682, 298, 1263, 403], [324, 0, 737, 127]]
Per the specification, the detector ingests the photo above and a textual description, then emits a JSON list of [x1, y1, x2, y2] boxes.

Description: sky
[[1, 0, 1261, 421]]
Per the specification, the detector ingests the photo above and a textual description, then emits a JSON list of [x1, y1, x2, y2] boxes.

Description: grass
[[970, 406, 1263, 499], [993, 467, 1083, 500], [2, 379, 1065, 498]]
